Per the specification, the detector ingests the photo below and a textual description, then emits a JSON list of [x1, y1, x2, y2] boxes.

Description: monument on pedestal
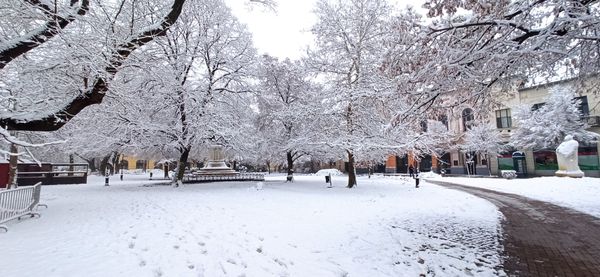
[[555, 135, 584, 178], [198, 145, 238, 175]]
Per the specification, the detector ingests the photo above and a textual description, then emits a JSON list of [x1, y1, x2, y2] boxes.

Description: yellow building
[[120, 155, 157, 171]]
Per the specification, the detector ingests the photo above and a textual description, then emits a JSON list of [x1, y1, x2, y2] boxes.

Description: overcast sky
[[227, 0, 426, 60]]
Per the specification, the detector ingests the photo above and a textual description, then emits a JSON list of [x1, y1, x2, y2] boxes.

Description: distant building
[[119, 155, 157, 172]]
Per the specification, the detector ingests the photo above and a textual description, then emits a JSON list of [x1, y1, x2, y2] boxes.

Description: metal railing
[[15, 163, 88, 186], [0, 182, 45, 232], [182, 173, 265, 183]]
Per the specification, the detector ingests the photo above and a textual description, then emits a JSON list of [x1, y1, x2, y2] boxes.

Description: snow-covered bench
[[0, 182, 46, 232], [500, 170, 517, 179]]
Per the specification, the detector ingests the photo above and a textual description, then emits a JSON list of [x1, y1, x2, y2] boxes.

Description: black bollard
[[105, 172, 110, 186]]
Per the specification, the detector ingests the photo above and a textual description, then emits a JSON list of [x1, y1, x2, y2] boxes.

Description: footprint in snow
[[273, 258, 287, 268]]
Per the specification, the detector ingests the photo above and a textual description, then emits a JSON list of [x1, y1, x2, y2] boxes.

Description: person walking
[[408, 165, 414, 178]]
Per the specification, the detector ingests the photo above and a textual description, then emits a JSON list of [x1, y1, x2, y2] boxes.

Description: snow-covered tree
[[13, 0, 267, 185], [309, 0, 394, 188], [511, 86, 596, 150], [383, 0, 600, 122], [104, 0, 257, 184], [461, 122, 506, 175], [0, 0, 186, 131], [462, 123, 505, 156], [255, 55, 319, 176]]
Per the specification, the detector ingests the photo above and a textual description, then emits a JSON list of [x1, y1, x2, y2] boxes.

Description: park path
[[426, 179, 600, 277]]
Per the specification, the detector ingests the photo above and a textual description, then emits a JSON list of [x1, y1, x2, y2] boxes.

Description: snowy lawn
[[433, 176, 600, 218], [1, 174, 504, 277]]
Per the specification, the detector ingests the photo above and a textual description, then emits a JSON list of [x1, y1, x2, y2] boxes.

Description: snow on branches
[[510, 85, 596, 150]]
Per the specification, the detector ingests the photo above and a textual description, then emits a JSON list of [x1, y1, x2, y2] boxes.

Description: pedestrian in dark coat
[[409, 166, 414, 178]]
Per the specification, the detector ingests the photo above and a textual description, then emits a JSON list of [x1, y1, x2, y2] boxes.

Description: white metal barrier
[[0, 182, 46, 232], [182, 173, 265, 183]]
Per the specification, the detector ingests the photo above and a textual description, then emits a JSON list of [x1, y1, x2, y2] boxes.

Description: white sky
[[227, 0, 427, 60]]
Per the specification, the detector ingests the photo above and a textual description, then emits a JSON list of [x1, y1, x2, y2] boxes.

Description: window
[[495, 108, 512, 128], [439, 115, 449, 130], [575, 96, 589, 116], [532, 103, 545, 111], [462, 108, 474, 131]]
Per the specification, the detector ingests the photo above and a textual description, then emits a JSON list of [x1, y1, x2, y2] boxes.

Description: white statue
[[555, 135, 584, 178]]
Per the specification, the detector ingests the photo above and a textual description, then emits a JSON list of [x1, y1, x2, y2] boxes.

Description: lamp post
[[120, 160, 125, 181]]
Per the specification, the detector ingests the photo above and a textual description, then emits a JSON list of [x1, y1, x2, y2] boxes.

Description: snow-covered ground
[[432, 175, 600, 218], [1, 174, 504, 277]]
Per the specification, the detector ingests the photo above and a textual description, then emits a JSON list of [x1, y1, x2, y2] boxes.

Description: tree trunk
[[347, 150, 357, 188], [310, 159, 318, 174], [111, 153, 120, 175], [8, 143, 18, 189], [99, 154, 111, 175], [266, 161, 271, 174], [164, 163, 169, 179], [175, 147, 191, 186], [88, 157, 96, 173], [68, 154, 74, 176], [286, 151, 294, 176]]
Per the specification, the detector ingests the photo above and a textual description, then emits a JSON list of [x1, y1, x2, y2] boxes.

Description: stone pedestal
[[198, 145, 238, 175]]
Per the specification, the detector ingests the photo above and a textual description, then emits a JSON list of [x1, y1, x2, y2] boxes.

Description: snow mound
[[315, 169, 343, 176], [419, 171, 442, 179]]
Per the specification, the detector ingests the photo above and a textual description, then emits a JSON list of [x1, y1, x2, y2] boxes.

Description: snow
[[0, 174, 505, 276], [556, 137, 577, 157], [314, 168, 343, 176], [419, 171, 442, 179], [437, 176, 600, 217]]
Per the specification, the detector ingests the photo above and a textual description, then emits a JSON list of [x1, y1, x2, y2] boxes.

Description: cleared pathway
[[427, 179, 600, 277]]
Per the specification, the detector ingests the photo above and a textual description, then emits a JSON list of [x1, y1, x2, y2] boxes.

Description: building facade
[[120, 155, 157, 172], [486, 79, 600, 177], [386, 77, 600, 177]]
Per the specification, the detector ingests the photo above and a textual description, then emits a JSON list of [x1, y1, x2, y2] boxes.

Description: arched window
[[462, 108, 474, 131]]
